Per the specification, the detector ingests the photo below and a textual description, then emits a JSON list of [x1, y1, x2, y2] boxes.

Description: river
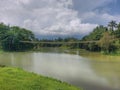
[[0, 48, 120, 90]]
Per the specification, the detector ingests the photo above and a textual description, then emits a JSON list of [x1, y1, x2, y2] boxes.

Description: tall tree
[[108, 20, 117, 31], [98, 32, 114, 53]]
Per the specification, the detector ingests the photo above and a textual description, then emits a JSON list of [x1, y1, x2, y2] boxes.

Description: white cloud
[[74, 0, 120, 25], [81, 11, 120, 25], [0, 0, 119, 38]]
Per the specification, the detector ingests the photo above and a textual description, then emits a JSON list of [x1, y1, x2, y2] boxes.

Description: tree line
[[38, 20, 120, 54], [1, 21, 120, 54]]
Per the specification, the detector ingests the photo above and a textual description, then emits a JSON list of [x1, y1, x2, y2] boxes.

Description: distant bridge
[[20, 40, 98, 49], [20, 41, 98, 44]]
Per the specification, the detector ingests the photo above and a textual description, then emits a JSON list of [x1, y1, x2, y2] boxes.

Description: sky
[[0, 0, 120, 39]]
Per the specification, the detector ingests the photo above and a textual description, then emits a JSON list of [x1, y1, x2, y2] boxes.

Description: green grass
[[0, 67, 80, 90], [0, 49, 4, 53]]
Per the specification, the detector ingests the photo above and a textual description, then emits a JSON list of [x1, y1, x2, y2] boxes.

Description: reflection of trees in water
[[0, 52, 34, 70], [78, 50, 120, 89], [91, 59, 120, 89]]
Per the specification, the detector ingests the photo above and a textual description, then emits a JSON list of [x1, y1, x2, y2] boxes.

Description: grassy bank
[[0, 67, 80, 90]]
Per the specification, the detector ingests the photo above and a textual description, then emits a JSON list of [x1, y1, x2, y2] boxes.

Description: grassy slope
[[0, 67, 80, 90]]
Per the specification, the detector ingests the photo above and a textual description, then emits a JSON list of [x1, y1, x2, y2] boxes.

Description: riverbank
[[0, 67, 80, 90], [1, 46, 120, 57]]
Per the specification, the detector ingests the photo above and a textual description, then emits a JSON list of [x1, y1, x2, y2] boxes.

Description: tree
[[0, 23, 10, 40], [108, 20, 117, 31], [1, 26, 35, 51], [114, 23, 120, 38], [98, 32, 114, 53], [82, 25, 107, 41]]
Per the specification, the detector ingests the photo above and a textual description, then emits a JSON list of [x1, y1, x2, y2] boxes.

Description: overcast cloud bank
[[0, 0, 120, 38]]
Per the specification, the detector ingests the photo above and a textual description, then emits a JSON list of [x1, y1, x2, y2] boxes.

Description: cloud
[[73, 0, 114, 12], [0, 0, 119, 39], [73, 0, 120, 25], [80, 11, 120, 25], [0, 0, 98, 38]]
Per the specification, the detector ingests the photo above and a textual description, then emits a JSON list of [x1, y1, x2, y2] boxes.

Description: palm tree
[[108, 20, 117, 31]]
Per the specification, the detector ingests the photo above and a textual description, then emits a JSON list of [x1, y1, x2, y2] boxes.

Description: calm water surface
[[0, 48, 120, 90]]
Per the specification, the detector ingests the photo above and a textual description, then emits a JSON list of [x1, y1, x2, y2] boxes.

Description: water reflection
[[0, 49, 120, 90], [90, 58, 120, 89], [0, 52, 34, 70]]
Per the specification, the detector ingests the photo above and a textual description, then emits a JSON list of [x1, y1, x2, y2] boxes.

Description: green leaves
[[0, 23, 35, 51], [82, 25, 107, 41], [108, 20, 117, 31]]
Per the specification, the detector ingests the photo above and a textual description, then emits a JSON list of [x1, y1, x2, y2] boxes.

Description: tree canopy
[[1, 20, 120, 54], [0, 23, 35, 51], [82, 25, 107, 41], [81, 20, 120, 53]]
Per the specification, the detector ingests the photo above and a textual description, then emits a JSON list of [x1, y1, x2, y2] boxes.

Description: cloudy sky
[[0, 0, 120, 39]]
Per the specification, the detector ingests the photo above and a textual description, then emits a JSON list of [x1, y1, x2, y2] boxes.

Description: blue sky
[[0, 0, 120, 39], [106, 0, 120, 15]]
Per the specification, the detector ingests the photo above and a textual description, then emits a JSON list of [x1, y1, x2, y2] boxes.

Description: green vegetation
[[33, 21, 120, 55], [81, 20, 120, 54], [0, 23, 35, 51], [1, 21, 120, 54], [82, 25, 107, 41], [35, 37, 79, 49], [38, 20, 120, 55], [0, 67, 80, 90]]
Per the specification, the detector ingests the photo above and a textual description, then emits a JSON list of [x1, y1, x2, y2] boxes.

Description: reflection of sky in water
[[0, 51, 120, 90], [31, 53, 113, 90]]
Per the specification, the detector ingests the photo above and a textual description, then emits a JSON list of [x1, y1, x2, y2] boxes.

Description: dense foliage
[[0, 23, 35, 51], [82, 25, 107, 41], [1, 21, 120, 54], [81, 20, 120, 54]]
